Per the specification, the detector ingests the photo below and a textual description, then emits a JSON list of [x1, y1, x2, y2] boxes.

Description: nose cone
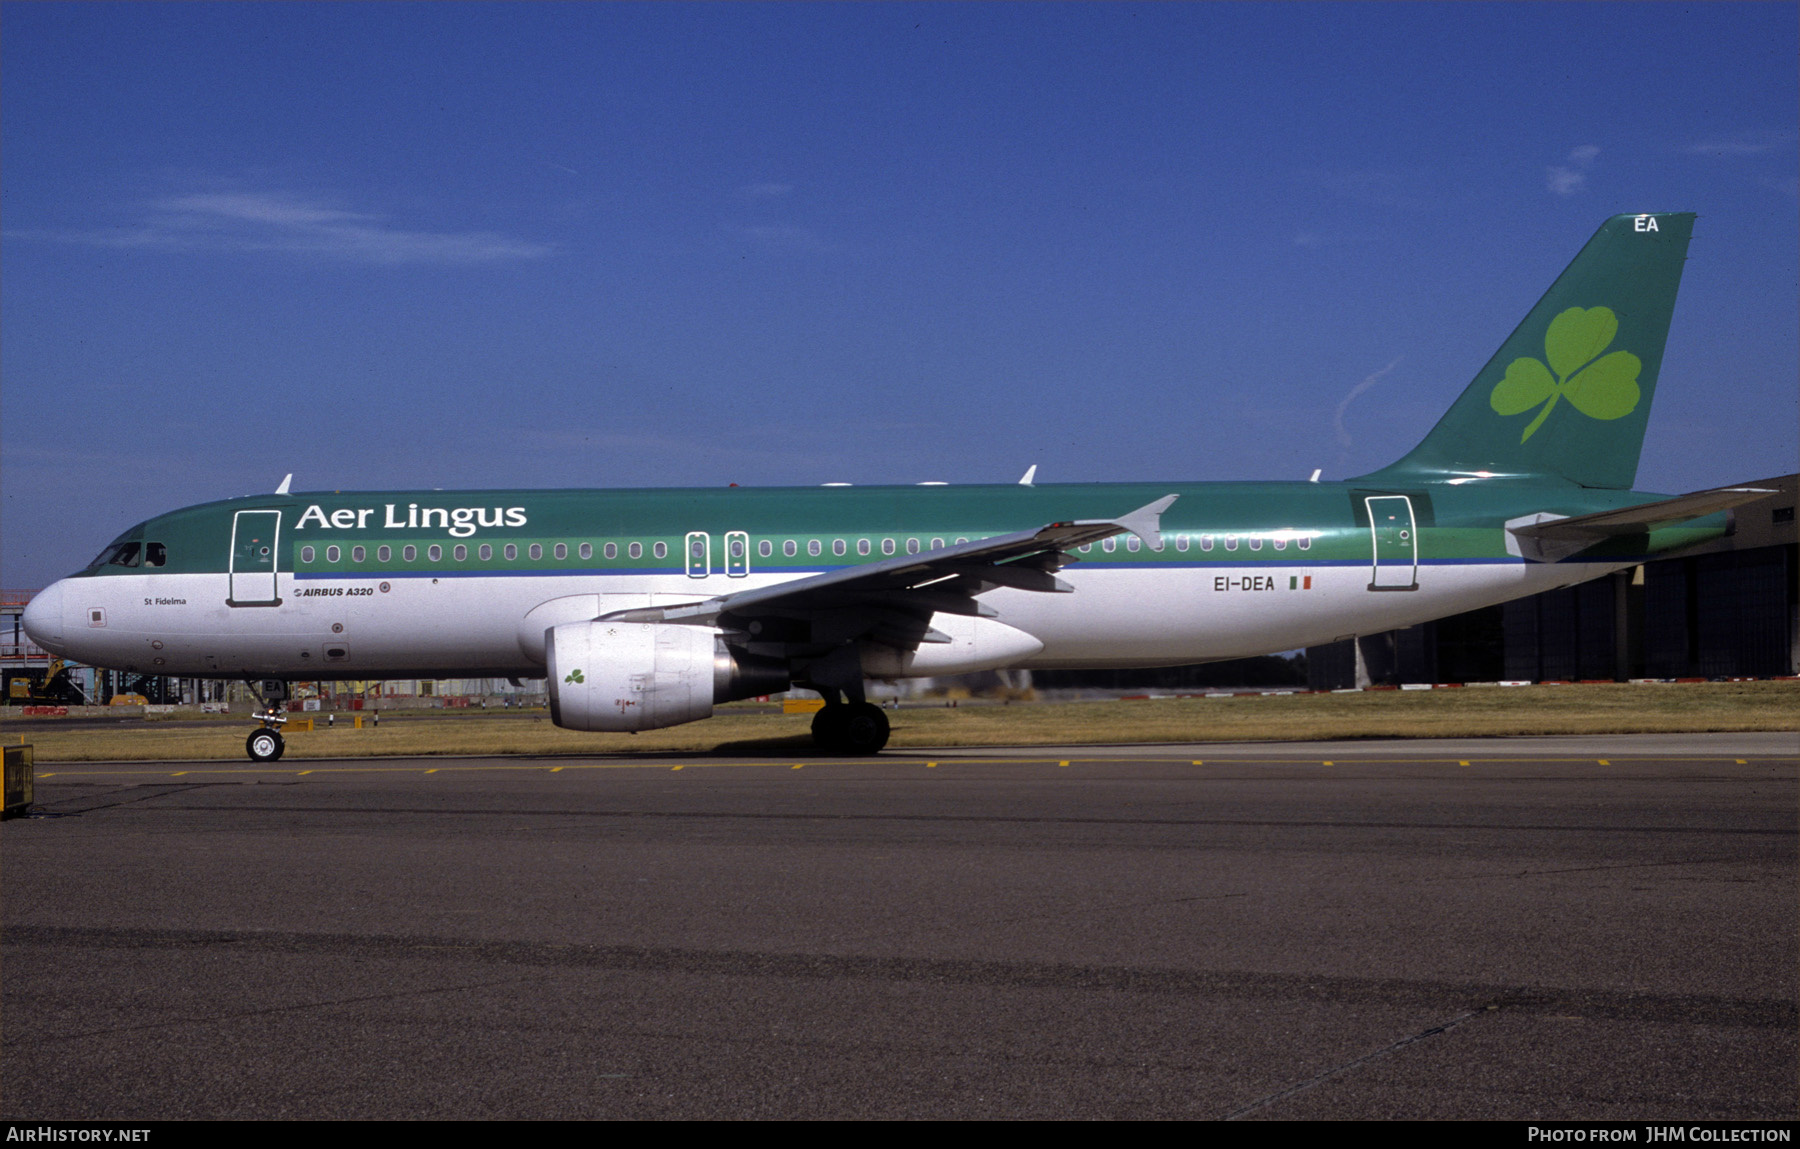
[[21, 581, 68, 655]]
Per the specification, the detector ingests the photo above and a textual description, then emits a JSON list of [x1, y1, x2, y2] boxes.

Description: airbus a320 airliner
[[23, 213, 1766, 759]]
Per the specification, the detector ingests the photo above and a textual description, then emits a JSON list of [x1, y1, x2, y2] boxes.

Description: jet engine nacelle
[[545, 620, 787, 732]]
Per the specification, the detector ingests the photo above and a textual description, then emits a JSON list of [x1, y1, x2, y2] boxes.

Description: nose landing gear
[[247, 726, 285, 762], [244, 678, 289, 762]]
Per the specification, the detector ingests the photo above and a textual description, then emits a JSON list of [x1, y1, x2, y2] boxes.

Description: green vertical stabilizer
[[1358, 213, 1694, 490]]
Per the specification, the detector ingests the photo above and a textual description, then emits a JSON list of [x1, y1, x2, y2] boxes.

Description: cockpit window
[[97, 542, 142, 568], [144, 542, 167, 567]]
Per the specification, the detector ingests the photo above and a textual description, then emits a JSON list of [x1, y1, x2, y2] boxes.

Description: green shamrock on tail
[[564, 669, 585, 684], [1490, 306, 1641, 442]]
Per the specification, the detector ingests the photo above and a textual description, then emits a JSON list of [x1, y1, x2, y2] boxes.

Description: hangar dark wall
[[1308, 476, 1798, 688]]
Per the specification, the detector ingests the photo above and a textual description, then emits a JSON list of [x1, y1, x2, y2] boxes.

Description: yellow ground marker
[[550, 766, 563, 772], [172, 771, 188, 776], [1736, 759, 1747, 764], [1058, 760, 1070, 767], [1459, 760, 1471, 766], [671, 765, 683, 771], [1598, 759, 1610, 765], [926, 761, 936, 768], [297, 770, 313, 775], [1322, 760, 1333, 766], [791, 763, 804, 770], [424, 768, 439, 774]]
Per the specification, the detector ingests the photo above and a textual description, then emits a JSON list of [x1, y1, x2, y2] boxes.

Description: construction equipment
[[3, 659, 86, 706]]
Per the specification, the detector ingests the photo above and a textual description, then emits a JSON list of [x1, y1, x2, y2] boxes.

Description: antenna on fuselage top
[[1018, 464, 1038, 486], [275, 474, 293, 495]]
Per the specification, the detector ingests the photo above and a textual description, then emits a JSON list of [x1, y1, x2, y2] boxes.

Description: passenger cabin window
[[403, 545, 417, 561], [832, 540, 846, 557], [906, 538, 920, 554], [1201, 535, 1214, 551], [577, 543, 591, 559], [453, 545, 468, 561], [1224, 535, 1238, 552], [931, 538, 944, 550], [604, 543, 618, 559], [784, 540, 797, 557], [653, 542, 668, 559], [351, 546, 366, 562], [1176, 535, 1189, 552], [757, 539, 771, 558], [529, 544, 543, 560], [1102, 538, 1116, 553], [302, 546, 316, 564], [1126, 536, 1141, 552], [807, 540, 820, 557], [857, 539, 872, 557], [1249, 536, 1262, 551], [1273, 536, 1287, 551], [479, 544, 493, 561], [1298, 536, 1311, 551], [628, 543, 642, 559], [428, 545, 443, 561], [327, 545, 341, 563], [552, 544, 564, 560], [504, 544, 518, 561], [377, 545, 391, 562], [881, 539, 896, 556]]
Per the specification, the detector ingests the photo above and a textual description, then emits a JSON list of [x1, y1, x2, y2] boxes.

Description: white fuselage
[[28, 555, 1624, 681]]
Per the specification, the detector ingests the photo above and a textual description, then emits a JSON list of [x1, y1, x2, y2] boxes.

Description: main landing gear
[[811, 701, 890, 755], [797, 647, 890, 755], [244, 678, 289, 762]]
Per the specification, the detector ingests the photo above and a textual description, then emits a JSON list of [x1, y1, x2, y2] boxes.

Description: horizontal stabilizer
[[1506, 485, 1774, 562], [1510, 487, 1775, 541]]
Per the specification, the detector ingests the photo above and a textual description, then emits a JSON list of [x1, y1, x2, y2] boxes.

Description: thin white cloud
[[12, 191, 555, 265], [737, 223, 834, 253], [1546, 144, 1600, 197], [1546, 167, 1587, 196], [1683, 130, 1798, 157], [1312, 167, 1436, 211], [1334, 357, 1404, 457]]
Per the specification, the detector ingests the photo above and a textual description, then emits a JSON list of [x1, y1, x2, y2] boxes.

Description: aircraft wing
[[1510, 486, 1776, 542], [602, 495, 1178, 638]]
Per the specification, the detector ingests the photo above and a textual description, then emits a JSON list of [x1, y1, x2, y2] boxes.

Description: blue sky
[[4, 2, 1795, 588]]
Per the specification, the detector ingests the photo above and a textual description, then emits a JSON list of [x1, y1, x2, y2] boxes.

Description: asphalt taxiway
[[3, 732, 1795, 1119]]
